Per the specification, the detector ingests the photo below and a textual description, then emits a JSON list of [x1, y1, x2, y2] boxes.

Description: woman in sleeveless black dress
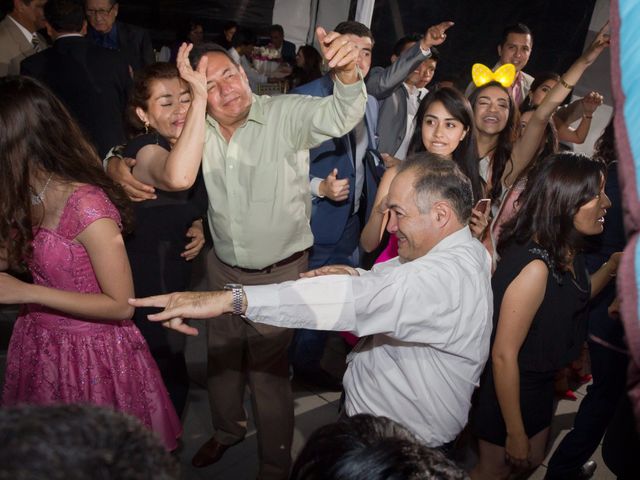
[[470, 153, 621, 479]]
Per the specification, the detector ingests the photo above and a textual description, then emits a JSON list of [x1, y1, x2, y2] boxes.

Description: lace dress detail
[[1, 185, 181, 450]]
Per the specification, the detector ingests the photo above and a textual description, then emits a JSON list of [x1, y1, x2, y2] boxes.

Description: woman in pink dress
[[0, 76, 181, 450]]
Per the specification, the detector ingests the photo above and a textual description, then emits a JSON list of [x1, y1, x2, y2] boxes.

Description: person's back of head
[[290, 414, 469, 480], [44, 0, 85, 34], [0, 404, 179, 480]]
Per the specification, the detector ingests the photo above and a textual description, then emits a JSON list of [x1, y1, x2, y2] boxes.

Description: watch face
[[224, 283, 243, 290]]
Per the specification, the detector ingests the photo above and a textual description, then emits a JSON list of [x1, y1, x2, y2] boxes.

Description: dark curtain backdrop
[[357, 0, 597, 89], [1, 0, 596, 82]]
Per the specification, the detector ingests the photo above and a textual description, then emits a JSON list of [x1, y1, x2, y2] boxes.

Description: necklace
[[31, 173, 53, 205]]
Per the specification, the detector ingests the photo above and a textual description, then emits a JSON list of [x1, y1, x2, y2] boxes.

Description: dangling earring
[[144, 121, 149, 134]]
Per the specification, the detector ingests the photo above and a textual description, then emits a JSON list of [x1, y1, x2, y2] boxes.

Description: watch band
[[224, 283, 244, 315]]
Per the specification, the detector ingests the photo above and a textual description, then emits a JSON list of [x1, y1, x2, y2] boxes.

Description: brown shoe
[[191, 437, 235, 468]]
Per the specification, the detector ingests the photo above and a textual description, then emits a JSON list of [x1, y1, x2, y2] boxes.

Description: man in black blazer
[[84, 0, 154, 72], [21, 0, 132, 158]]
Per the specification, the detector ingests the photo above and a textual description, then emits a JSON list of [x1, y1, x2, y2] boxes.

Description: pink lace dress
[[1, 185, 181, 450]]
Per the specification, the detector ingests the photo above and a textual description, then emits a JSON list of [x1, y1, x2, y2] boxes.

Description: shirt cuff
[[310, 177, 324, 197], [245, 284, 278, 318], [333, 66, 367, 97], [420, 46, 431, 57]]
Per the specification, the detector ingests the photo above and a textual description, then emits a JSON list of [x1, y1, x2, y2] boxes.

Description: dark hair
[[468, 81, 519, 203], [520, 71, 560, 110], [189, 41, 238, 70], [290, 414, 469, 480], [334, 20, 374, 43], [408, 87, 482, 203], [0, 404, 178, 480], [392, 33, 422, 57], [498, 22, 533, 47], [593, 117, 616, 166], [499, 153, 606, 270], [270, 24, 284, 36], [45, 0, 84, 32], [232, 27, 258, 48], [0, 76, 131, 271], [398, 152, 474, 223], [175, 18, 203, 43], [222, 20, 237, 32], [288, 45, 323, 88], [126, 62, 184, 138], [428, 46, 440, 62]]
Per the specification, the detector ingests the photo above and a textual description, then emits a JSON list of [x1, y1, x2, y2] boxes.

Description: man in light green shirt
[[107, 28, 366, 478], [188, 30, 366, 478]]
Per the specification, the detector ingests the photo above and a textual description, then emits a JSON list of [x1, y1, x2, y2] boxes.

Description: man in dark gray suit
[[21, 0, 131, 157], [367, 26, 447, 163], [84, 0, 154, 72]]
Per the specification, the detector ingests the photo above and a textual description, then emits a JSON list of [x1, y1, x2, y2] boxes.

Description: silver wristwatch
[[224, 283, 245, 315]]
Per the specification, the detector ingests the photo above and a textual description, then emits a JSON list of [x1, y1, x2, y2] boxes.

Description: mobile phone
[[475, 198, 491, 214]]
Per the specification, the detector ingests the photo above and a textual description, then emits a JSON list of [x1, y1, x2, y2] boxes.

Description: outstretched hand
[[176, 42, 208, 100], [300, 265, 360, 278], [582, 22, 610, 66], [316, 27, 360, 83], [421, 21, 454, 49], [129, 290, 234, 336]]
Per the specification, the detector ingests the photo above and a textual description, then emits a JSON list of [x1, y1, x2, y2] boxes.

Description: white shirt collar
[[8, 14, 35, 42], [55, 33, 84, 40]]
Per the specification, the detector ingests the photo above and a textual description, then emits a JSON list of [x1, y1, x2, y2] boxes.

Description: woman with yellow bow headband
[[468, 23, 610, 258], [470, 23, 611, 480]]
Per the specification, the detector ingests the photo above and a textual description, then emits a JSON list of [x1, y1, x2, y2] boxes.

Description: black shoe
[[546, 460, 598, 480], [576, 460, 597, 479]]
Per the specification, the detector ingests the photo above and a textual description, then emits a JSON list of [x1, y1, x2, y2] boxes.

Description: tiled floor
[[176, 320, 616, 479]]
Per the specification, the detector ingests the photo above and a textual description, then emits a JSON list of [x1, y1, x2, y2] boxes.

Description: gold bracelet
[[559, 77, 574, 89]]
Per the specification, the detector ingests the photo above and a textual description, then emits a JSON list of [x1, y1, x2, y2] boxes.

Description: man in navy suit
[[270, 24, 296, 64], [289, 21, 377, 383]]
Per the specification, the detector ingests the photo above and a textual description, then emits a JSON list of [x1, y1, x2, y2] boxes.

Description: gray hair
[[396, 152, 473, 223]]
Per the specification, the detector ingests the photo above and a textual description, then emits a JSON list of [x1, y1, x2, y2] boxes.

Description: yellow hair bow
[[472, 63, 516, 88]]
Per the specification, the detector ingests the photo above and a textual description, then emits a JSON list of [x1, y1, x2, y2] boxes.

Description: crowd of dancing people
[[1, 0, 637, 478]]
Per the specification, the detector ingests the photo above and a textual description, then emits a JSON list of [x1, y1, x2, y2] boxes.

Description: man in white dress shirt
[[131, 153, 493, 447]]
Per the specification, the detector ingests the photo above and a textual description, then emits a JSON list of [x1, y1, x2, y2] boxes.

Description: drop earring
[[144, 121, 149, 134]]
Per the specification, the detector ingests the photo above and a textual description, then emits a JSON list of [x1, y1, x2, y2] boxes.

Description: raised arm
[[131, 43, 208, 191], [506, 24, 610, 186], [366, 21, 453, 99], [0, 218, 134, 320], [286, 27, 367, 151], [554, 91, 603, 144]]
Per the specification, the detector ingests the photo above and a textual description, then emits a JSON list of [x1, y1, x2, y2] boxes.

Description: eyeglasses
[[86, 5, 115, 17]]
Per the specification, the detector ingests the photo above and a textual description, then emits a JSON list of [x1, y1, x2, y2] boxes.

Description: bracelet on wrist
[[583, 114, 593, 119], [559, 77, 574, 89]]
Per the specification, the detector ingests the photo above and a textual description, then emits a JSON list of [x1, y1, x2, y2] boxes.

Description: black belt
[[224, 249, 307, 274]]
